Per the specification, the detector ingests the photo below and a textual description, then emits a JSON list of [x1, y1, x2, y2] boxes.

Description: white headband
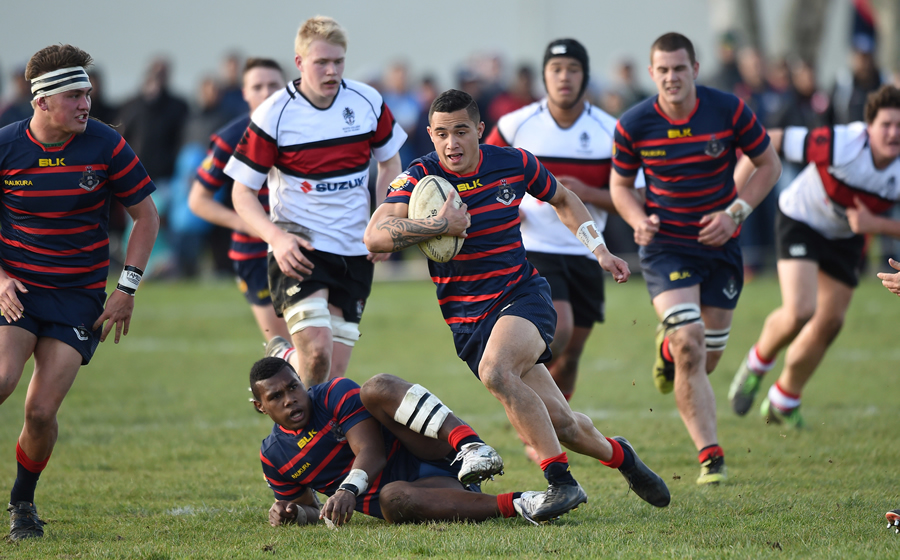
[[30, 66, 91, 100]]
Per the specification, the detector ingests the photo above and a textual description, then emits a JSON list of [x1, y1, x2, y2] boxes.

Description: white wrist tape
[[339, 468, 368, 496], [576, 221, 605, 252], [724, 199, 753, 226], [116, 265, 143, 296]]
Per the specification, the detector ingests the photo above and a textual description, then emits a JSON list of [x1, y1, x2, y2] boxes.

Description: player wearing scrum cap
[[366, 89, 670, 524], [226, 16, 407, 389], [610, 32, 780, 485], [486, 38, 638, 411], [0, 44, 159, 540]]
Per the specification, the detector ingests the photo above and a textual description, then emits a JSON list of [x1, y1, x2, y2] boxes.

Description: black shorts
[[775, 207, 865, 287], [234, 256, 272, 306], [268, 249, 374, 323], [527, 251, 605, 327], [452, 277, 557, 378], [0, 287, 104, 365], [640, 240, 744, 310]]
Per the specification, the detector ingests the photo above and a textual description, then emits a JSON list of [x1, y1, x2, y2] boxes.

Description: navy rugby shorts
[[0, 287, 104, 365], [452, 277, 557, 378], [234, 256, 272, 305], [640, 240, 744, 310]]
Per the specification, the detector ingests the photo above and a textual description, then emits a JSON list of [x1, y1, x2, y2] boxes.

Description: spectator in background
[[218, 52, 249, 119], [769, 57, 830, 129], [487, 64, 537, 126], [409, 75, 439, 160], [86, 69, 118, 126], [614, 59, 650, 107], [829, 35, 885, 125], [708, 31, 742, 93], [0, 66, 32, 128], [118, 57, 190, 277], [381, 61, 421, 167]]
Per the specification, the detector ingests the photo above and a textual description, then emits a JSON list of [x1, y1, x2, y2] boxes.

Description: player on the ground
[[610, 33, 781, 484], [251, 357, 551, 526], [225, 16, 406, 389], [485, 38, 629, 404], [365, 89, 671, 523], [0, 45, 159, 540], [728, 85, 900, 428], [187, 59, 300, 369]]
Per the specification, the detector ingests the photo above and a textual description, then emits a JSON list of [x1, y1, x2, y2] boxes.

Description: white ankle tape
[[393, 384, 452, 439]]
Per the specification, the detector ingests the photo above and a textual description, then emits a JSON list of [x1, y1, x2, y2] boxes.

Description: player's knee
[[284, 297, 331, 336], [24, 404, 58, 431], [379, 482, 418, 524], [360, 373, 401, 408], [478, 364, 517, 396]]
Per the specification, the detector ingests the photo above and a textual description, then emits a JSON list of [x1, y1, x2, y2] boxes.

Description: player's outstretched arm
[[319, 417, 387, 528], [877, 259, 900, 296], [94, 196, 159, 344], [269, 489, 322, 527], [549, 184, 630, 283], [188, 179, 257, 235], [233, 181, 314, 280], [610, 169, 659, 246], [364, 192, 469, 253]]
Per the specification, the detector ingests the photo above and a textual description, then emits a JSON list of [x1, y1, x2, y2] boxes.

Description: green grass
[[1, 271, 898, 558]]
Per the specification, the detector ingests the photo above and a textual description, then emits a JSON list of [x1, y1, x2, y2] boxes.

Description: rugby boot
[[7, 501, 44, 541], [527, 481, 587, 523], [611, 436, 670, 507], [513, 491, 544, 526], [696, 455, 727, 485], [886, 509, 900, 534], [760, 397, 806, 429], [728, 356, 763, 416], [652, 323, 675, 394], [453, 442, 504, 484], [264, 336, 293, 359]]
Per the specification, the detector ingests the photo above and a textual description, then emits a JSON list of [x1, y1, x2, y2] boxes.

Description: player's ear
[[250, 394, 266, 415], [477, 121, 485, 139], [692, 61, 700, 79], [294, 54, 303, 72]]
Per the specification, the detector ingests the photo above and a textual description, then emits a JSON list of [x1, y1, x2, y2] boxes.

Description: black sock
[[543, 462, 576, 486], [10, 463, 41, 505]]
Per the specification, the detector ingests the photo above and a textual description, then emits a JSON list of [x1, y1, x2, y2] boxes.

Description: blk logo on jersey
[[496, 179, 515, 205], [79, 166, 100, 191], [705, 135, 725, 158], [342, 107, 355, 126]]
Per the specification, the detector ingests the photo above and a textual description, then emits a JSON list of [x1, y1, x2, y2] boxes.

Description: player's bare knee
[[379, 482, 418, 524], [360, 373, 402, 408], [478, 365, 516, 397], [24, 405, 58, 431]]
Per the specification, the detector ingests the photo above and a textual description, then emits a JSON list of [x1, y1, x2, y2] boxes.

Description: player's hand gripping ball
[[407, 175, 465, 262]]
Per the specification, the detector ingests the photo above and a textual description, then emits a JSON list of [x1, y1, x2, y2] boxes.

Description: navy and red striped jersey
[[260, 377, 404, 518], [612, 85, 770, 251], [383, 145, 558, 331], [0, 119, 155, 290], [195, 115, 267, 262]]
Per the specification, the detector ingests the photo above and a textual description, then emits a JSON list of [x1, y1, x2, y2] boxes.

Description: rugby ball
[[407, 175, 464, 263]]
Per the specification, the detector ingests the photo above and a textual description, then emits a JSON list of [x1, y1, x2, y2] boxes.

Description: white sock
[[747, 345, 775, 374], [768, 382, 800, 412], [282, 348, 296, 363]]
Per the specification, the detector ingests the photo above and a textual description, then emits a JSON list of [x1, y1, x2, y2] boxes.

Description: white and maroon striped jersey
[[486, 99, 633, 257], [224, 79, 407, 256], [780, 122, 900, 239]]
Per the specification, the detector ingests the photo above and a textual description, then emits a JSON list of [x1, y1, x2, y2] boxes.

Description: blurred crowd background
[[1, 0, 899, 280]]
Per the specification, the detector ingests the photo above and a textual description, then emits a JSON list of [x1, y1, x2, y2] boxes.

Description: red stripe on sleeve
[[732, 98, 745, 127], [111, 136, 126, 158]]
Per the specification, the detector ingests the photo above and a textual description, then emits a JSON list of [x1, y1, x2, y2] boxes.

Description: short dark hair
[[243, 57, 284, 77], [25, 44, 93, 81], [249, 357, 292, 400], [864, 84, 900, 124], [650, 32, 697, 66], [428, 89, 480, 125]]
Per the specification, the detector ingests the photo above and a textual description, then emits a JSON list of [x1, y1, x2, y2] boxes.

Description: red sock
[[753, 345, 774, 366], [662, 336, 674, 362], [496, 493, 517, 518], [447, 425, 480, 451], [539, 452, 569, 471], [16, 442, 49, 473], [599, 437, 624, 468], [698, 444, 723, 464]]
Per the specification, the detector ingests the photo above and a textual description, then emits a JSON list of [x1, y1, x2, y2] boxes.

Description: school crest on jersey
[[389, 173, 410, 192], [342, 107, 355, 126], [705, 134, 725, 158], [580, 131, 590, 149], [79, 166, 100, 192], [496, 179, 515, 206]]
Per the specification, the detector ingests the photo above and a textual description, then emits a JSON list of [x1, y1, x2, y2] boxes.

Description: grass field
[[0, 268, 898, 559]]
